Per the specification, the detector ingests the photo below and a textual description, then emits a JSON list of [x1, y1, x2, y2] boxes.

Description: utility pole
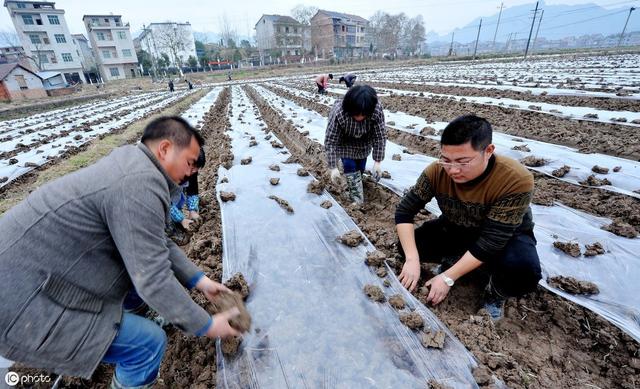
[[524, 1, 539, 59], [448, 32, 455, 56], [618, 7, 636, 47], [532, 9, 544, 53], [492, 2, 504, 51], [473, 18, 482, 59], [505, 32, 512, 52]]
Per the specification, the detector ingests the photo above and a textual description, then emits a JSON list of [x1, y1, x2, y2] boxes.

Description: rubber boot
[[110, 374, 156, 389], [482, 278, 507, 321], [345, 171, 364, 204]]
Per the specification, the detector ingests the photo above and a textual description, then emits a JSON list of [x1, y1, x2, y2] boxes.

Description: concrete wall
[[1, 66, 46, 101]]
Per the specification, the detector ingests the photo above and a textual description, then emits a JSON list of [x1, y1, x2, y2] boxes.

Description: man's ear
[[157, 139, 172, 161], [486, 143, 496, 155]]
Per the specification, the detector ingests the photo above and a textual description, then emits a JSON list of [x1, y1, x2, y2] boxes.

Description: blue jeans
[[102, 313, 167, 387], [341, 158, 366, 174]]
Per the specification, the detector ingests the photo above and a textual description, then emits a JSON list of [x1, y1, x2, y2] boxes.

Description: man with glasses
[[394, 115, 541, 320]]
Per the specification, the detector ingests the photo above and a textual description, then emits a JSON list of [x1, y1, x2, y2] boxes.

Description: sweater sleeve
[[395, 166, 436, 224], [324, 103, 342, 169], [370, 103, 387, 163], [104, 173, 210, 335]]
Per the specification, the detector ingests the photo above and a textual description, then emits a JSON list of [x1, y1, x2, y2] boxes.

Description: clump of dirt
[[611, 117, 627, 123], [268, 195, 294, 213], [472, 366, 494, 386], [584, 242, 605, 257], [387, 121, 396, 126], [399, 312, 424, 330], [221, 336, 242, 356], [376, 267, 387, 278], [388, 294, 406, 310], [220, 191, 236, 202], [528, 105, 542, 111], [392, 154, 402, 161], [264, 134, 272, 140], [591, 165, 609, 174], [520, 156, 547, 167], [210, 291, 252, 332], [8, 158, 18, 165], [583, 113, 599, 119], [297, 168, 309, 176], [551, 165, 571, 178], [428, 379, 453, 389], [365, 250, 387, 267], [270, 140, 284, 148], [320, 200, 332, 209], [24, 162, 38, 168], [602, 220, 638, 238], [553, 241, 581, 257], [269, 164, 280, 171], [249, 140, 258, 147], [547, 276, 600, 295], [383, 279, 391, 287], [511, 144, 531, 152], [240, 156, 252, 165], [220, 177, 229, 184], [364, 284, 386, 302], [613, 166, 622, 172], [220, 151, 234, 169], [0, 177, 7, 183], [307, 180, 324, 195], [224, 273, 250, 300], [269, 177, 280, 185], [338, 229, 364, 247], [421, 330, 446, 349], [580, 174, 611, 186], [381, 171, 392, 179]]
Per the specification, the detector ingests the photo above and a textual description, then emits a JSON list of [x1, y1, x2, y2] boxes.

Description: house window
[[122, 49, 131, 57], [102, 50, 111, 59], [91, 18, 98, 24], [29, 34, 41, 44], [285, 26, 289, 33], [117, 31, 126, 39], [54, 34, 66, 43], [38, 53, 49, 63], [104, 18, 109, 23], [22, 15, 34, 25], [96, 32, 105, 41], [15, 75, 28, 90], [342, 25, 345, 32], [294, 28, 297, 33], [47, 15, 60, 25], [50, 55, 57, 63], [110, 67, 120, 77], [61, 53, 73, 62], [17, 3, 26, 8]]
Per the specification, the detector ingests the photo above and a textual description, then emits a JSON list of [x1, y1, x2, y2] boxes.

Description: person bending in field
[[339, 73, 357, 88], [167, 148, 205, 245], [315, 73, 333, 94]]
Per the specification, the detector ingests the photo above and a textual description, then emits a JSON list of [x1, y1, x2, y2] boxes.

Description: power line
[[539, 9, 630, 31]]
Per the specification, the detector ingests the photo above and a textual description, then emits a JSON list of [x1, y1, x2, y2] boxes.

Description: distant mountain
[[426, 1, 639, 44]]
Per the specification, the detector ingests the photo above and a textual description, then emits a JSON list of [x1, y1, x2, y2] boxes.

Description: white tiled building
[[83, 14, 140, 81], [4, 0, 84, 83]]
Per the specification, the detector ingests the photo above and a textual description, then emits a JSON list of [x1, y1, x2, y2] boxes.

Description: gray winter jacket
[[0, 143, 210, 378]]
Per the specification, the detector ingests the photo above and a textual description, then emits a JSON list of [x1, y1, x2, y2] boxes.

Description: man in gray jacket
[[0, 117, 241, 388]]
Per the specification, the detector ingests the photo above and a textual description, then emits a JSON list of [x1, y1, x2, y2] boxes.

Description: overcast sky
[[1, 0, 635, 39]]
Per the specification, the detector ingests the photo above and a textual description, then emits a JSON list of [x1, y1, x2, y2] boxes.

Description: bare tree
[[0, 29, 43, 70], [367, 11, 386, 54], [154, 23, 192, 75], [402, 15, 426, 55], [379, 13, 407, 57], [291, 5, 318, 25]]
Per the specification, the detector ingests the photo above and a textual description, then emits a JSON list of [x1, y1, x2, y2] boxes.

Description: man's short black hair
[[328, 73, 333, 79], [141, 116, 204, 149], [441, 114, 492, 151], [196, 147, 206, 168], [342, 85, 378, 117], [339, 76, 345, 83]]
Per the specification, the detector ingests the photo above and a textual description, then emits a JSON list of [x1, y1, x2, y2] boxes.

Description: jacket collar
[[137, 142, 181, 198]]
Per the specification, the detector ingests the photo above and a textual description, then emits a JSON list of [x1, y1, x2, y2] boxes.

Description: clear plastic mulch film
[[269, 82, 640, 199], [0, 89, 201, 188], [253, 84, 640, 343], [215, 86, 481, 388]]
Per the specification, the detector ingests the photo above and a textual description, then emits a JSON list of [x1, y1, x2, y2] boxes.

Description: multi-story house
[[71, 33, 99, 83], [83, 14, 139, 81], [255, 14, 307, 63], [4, 0, 84, 83], [310, 10, 368, 59]]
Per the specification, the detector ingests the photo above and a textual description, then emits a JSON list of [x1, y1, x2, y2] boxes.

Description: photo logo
[[4, 372, 50, 386], [4, 371, 19, 386]]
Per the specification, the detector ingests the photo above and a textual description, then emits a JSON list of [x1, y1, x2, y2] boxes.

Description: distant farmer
[[186, 79, 194, 90], [395, 114, 541, 321], [227, 69, 232, 81], [325, 85, 386, 203], [315, 73, 333, 94], [0, 117, 243, 388], [339, 73, 357, 88], [167, 148, 206, 244], [168, 79, 175, 92]]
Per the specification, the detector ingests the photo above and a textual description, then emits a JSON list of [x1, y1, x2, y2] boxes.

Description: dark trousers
[[401, 218, 542, 297], [342, 158, 366, 174], [317, 82, 326, 94]]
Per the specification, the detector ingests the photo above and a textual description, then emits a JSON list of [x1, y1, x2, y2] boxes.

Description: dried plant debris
[[392, 154, 402, 161], [364, 284, 386, 302], [580, 174, 611, 187], [269, 177, 280, 185], [388, 294, 406, 310], [602, 220, 638, 238], [268, 164, 280, 171], [584, 242, 605, 257], [399, 312, 424, 330], [421, 330, 446, 349], [338, 230, 364, 247], [220, 191, 236, 202], [511, 144, 531, 152], [365, 250, 386, 267], [551, 165, 571, 178], [520, 156, 547, 167], [268, 195, 294, 214], [210, 291, 252, 332], [320, 200, 332, 209], [547, 276, 599, 295], [296, 168, 309, 177], [591, 165, 609, 174], [376, 267, 388, 278], [307, 180, 324, 195], [224, 273, 250, 300], [240, 157, 252, 165], [553, 241, 581, 257], [381, 171, 392, 179]]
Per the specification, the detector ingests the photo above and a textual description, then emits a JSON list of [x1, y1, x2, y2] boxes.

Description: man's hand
[[372, 161, 382, 182], [399, 257, 420, 292], [206, 308, 241, 338], [196, 276, 231, 304], [180, 218, 194, 230], [424, 275, 451, 305], [330, 168, 341, 183], [188, 211, 200, 221]]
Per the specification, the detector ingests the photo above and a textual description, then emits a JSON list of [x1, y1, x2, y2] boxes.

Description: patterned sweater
[[324, 101, 387, 169], [395, 155, 535, 263]]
